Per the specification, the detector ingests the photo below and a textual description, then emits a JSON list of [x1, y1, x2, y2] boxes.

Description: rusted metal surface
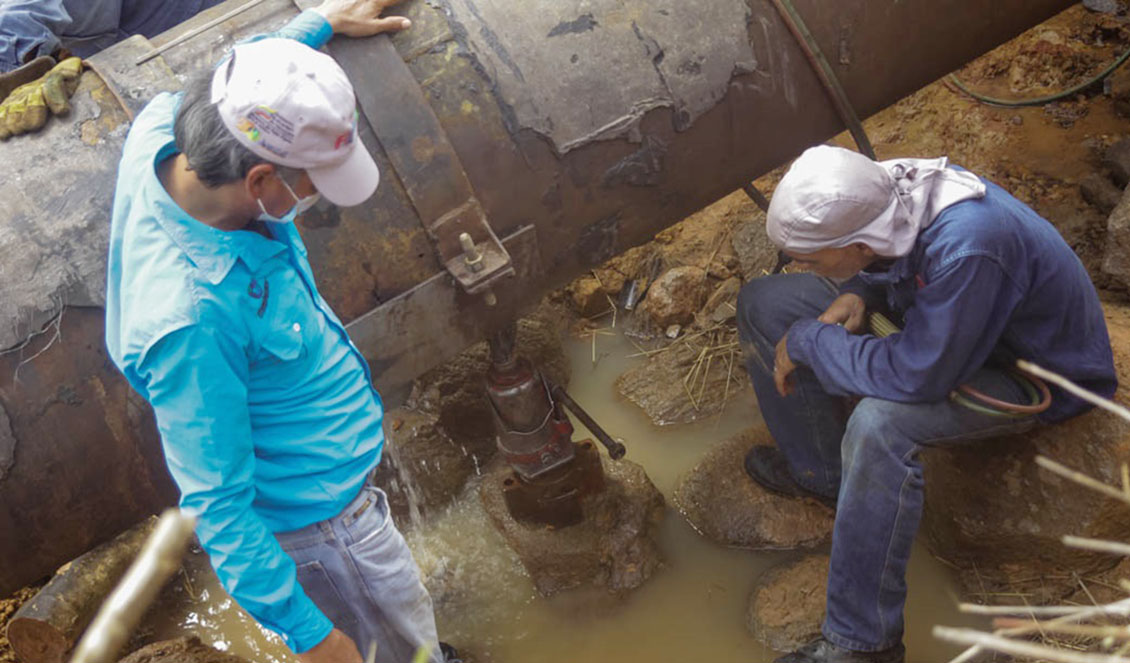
[[500, 440, 605, 528], [0, 0, 1075, 595], [0, 308, 177, 596], [326, 32, 514, 297]]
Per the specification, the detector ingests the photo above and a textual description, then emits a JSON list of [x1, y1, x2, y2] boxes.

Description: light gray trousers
[[276, 486, 442, 663]]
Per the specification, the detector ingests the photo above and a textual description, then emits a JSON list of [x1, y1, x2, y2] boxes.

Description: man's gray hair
[[173, 71, 266, 188]]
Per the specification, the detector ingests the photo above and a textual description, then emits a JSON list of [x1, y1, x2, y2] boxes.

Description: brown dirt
[[837, 4, 1130, 294], [117, 637, 250, 663], [0, 584, 42, 663]]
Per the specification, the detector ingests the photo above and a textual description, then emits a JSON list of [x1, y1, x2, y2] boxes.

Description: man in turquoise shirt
[[104, 3, 446, 663]]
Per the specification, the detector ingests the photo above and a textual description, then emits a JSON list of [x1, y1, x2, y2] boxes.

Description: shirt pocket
[[258, 322, 307, 365]]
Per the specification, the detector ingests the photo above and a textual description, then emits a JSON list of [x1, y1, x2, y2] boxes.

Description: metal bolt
[[459, 232, 484, 273]]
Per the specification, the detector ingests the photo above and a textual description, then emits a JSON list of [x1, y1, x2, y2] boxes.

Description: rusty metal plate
[[347, 224, 541, 401], [323, 30, 514, 294]]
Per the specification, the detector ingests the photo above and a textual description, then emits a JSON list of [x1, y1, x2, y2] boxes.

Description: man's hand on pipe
[[817, 293, 867, 333], [313, 0, 412, 37]]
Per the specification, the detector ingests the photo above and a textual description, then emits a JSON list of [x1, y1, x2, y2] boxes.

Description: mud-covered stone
[[638, 266, 709, 328], [372, 407, 475, 526], [615, 333, 750, 426], [747, 554, 829, 652], [696, 277, 742, 327], [565, 277, 610, 318], [1102, 186, 1130, 287], [407, 301, 571, 463], [1104, 137, 1130, 189], [117, 637, 250, 663], [674, 425, 834, 550], [922, 303, 1130, 604], [1080, 172, 1123, 215], [479, 456, 665, 597]]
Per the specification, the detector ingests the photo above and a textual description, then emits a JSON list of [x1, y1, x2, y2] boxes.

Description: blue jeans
[[736, 273, 1036, 652], [276, 486, 442, 663]]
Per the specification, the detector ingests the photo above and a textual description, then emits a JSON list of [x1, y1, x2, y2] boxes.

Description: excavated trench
[[5, 3, 1130, 662]]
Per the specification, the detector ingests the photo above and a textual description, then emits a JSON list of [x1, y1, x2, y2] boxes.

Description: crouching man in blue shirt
[[737, 146, 1117, 663], [104, 3, 450, 663]]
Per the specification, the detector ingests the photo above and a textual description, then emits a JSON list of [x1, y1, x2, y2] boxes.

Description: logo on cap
[[239, 105, 295, 157]]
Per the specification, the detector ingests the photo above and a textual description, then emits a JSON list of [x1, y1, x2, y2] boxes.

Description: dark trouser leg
[[736, 273, 849, 498], [824, 371, 1037, 651]]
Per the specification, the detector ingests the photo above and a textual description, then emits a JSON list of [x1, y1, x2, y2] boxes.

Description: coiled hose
[[868, 312, 1051, 417]]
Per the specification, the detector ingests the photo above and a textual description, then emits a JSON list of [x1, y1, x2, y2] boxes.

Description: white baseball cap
[[210, 38, 379, 207]]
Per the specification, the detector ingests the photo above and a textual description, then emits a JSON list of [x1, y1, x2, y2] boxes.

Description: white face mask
[[257, 173, 321, 224]]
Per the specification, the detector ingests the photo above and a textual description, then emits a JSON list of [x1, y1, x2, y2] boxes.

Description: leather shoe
[[744, 445, 836, 509], [775, 637, 905, 663]]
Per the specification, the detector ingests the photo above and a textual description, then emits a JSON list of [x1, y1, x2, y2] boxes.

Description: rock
[[638, 266, 709, 328], [1084, 0, 1121, 14], [731, 209, 779, 281], [615, 331, 750, 426], [747, 554, 829, 652], [1104, 138, 1130, 189], [1080, 172, 1123, 215], [479, 455, 665, 597], [372, 407, 475, 526], [922, 302, 1130, 604], [407, 301, 571, 463], [1103, 187, 1130, 287], [566, 276, 610, 318], [696, 277, 743, 327], [674, 425, 834, 550], [117, 637, 250, 663]]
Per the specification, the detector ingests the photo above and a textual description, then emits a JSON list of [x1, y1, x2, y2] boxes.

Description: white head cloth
[[766, 145, 987, 257]]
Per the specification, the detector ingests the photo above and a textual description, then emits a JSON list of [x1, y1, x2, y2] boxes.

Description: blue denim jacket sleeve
[[788, 255, 1024, 402], [133, 10, 336, 654], [139, 323, 335, 653]]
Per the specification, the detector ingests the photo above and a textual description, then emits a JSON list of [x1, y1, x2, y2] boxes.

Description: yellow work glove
[[0, 57, 83, 140]]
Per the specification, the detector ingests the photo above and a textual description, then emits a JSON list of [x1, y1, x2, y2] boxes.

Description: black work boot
[[744, 445, 836, 509], [776, 637, 905, 663]]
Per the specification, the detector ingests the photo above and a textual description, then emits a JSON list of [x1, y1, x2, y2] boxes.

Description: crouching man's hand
[[774, 335, 796, 397], [298, 628, 363, 663], [314, 0, 411, 37], [817, 293, 866, 333]]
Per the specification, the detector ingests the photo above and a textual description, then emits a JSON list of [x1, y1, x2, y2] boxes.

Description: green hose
[[949, 44, 1130, 108]]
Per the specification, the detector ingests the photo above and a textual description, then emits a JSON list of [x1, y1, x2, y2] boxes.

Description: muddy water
[[145, 328, 987, 663]]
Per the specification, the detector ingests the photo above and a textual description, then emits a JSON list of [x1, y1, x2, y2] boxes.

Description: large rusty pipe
[[0, 0, 1074, 596]]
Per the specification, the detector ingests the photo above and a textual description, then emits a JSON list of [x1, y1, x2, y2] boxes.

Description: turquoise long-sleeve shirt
[[105, 11, 381, 653]]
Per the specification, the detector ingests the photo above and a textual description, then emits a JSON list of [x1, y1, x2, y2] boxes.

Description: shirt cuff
[[290, 9, 334, 49], [786, 318, 823, 366], [286, 602, 335, 654]]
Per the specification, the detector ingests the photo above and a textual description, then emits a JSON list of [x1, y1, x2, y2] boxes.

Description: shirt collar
[[149, 141, 288, 284]]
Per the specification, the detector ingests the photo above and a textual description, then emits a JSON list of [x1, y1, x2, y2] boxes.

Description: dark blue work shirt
[[787, 175, 1116, 422]]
